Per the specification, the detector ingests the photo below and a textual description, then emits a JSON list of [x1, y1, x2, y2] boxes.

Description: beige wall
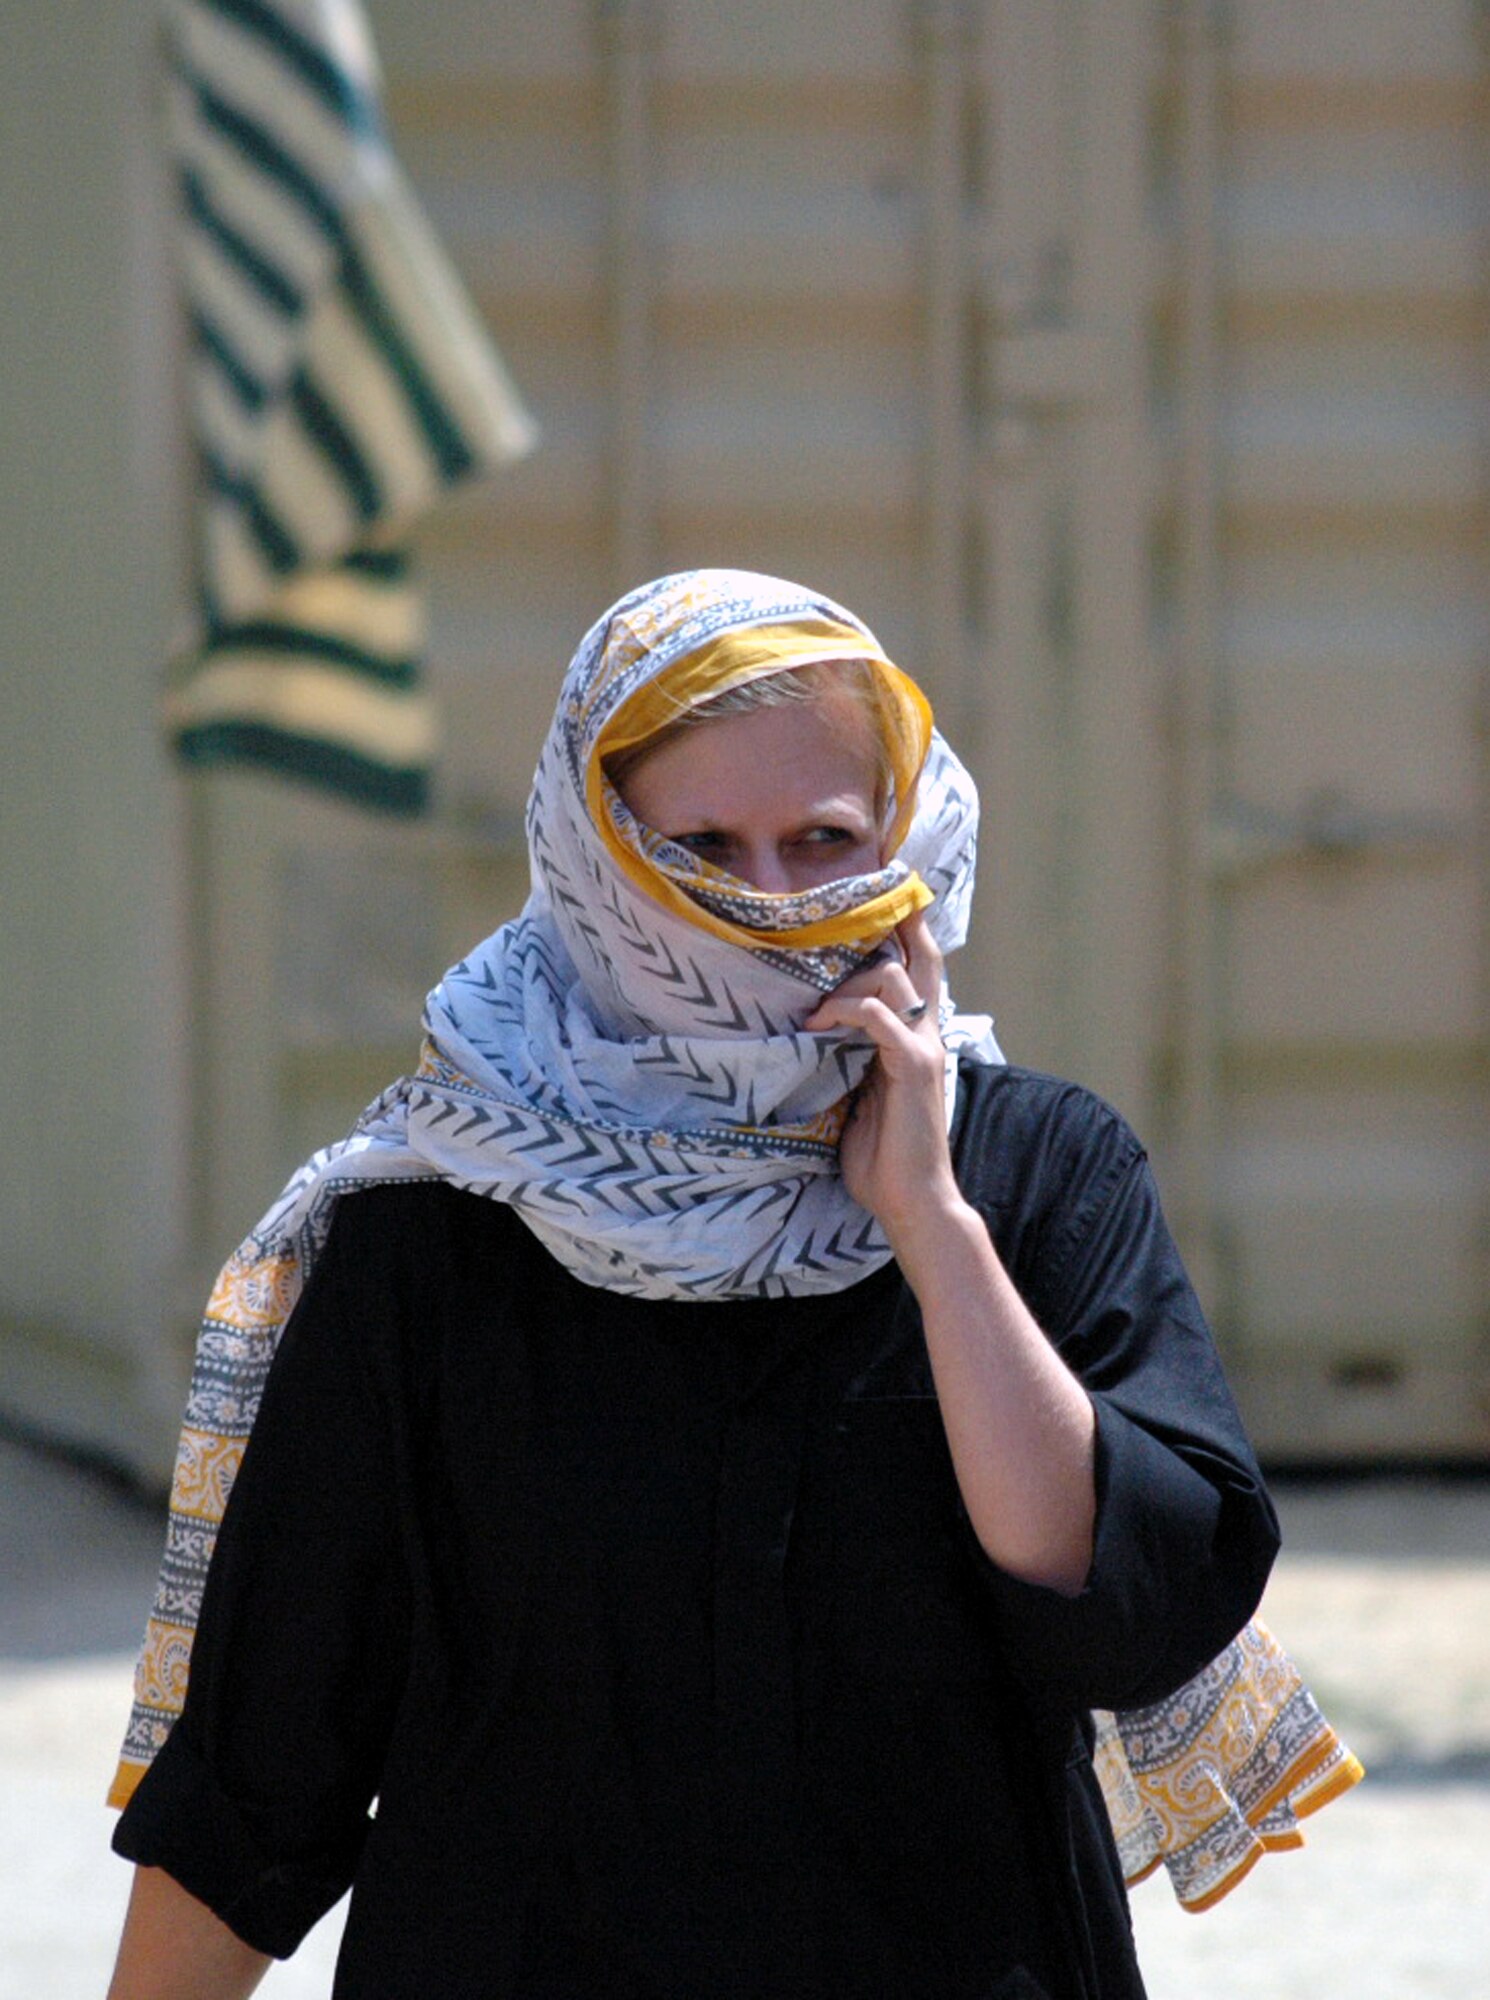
[[2, 0, 1485, 1473], [0, 2, 185, 1474]]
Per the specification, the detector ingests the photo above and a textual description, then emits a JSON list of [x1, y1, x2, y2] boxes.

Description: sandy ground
[[2, 1430, 1487, 1997]]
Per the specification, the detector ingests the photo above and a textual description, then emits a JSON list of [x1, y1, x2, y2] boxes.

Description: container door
[[1154, 0, 1490, 1456]]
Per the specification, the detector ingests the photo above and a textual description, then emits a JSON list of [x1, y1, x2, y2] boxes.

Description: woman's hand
[[804, 909, 963, 1248]]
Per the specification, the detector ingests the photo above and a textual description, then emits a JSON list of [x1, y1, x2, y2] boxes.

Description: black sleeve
[[112, 1192, 415, 1957], [956, 1071, 1280, 1715]]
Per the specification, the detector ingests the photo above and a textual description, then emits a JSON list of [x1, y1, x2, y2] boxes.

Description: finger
[[896, 910, 944, 1012], [806, 957, 936, 1038], [806, 965, 911, 1029], [812, 950, 913, 1006], [854, 941, 937, 1032], [804, 991, 935, 1056]]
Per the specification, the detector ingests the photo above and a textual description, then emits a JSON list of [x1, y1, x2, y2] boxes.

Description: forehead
[[622, 697, 882, 819]]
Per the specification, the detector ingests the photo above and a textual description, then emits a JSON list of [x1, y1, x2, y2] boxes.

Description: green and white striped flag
[[162, 0, 536, 814]]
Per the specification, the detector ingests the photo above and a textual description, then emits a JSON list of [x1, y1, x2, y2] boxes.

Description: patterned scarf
[[111, 568, 1359, 1904]]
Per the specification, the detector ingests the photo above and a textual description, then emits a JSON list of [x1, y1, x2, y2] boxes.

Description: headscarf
[[406, 566, 1004, 1297], [111, 569, 1359, 1907]]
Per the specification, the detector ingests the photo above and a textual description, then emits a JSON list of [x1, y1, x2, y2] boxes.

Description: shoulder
[[952, 1059, 1146, 1209], [950, 1061, 1155, 1294], [311, 1178, 529, 1296], [289, 1182, 550, 1413], [325, 1176, 508, 1236], [326, 1175, 470, 1230]]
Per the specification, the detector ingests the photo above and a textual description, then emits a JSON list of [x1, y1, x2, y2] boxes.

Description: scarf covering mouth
[[111, 568, 1360, 1900]]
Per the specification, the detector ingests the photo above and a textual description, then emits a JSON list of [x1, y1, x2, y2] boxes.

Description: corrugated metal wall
[[1153, 0, 1490, 1453], [0, 1, 184, 1476], [191, 0, 1489, 1459], [8, 0, 1479, 1469]]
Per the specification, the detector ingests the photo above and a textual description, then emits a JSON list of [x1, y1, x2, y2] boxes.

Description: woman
[[107, 570, 1338, 1999]]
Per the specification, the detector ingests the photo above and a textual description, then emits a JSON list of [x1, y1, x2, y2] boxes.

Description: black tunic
[[115, 1064, 1278, 1999]]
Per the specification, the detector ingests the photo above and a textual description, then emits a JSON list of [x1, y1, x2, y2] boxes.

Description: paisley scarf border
[[1093, 1617, 1363, 1910]]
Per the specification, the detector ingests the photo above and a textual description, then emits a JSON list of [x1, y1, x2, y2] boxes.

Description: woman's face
[[616, 696, 884, 894]]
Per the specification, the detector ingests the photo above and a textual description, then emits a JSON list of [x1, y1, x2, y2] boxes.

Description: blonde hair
[[604, 658, 891, 804]]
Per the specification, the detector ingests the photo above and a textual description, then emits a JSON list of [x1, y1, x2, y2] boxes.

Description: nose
[[734, 843, 795, 894]]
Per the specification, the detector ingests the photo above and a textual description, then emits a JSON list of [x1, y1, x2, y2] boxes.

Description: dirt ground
[[3, 1434, 1486, 1997]]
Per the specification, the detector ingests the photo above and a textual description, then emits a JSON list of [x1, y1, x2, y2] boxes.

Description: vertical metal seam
[[597, 0, 657, 589], [1474, 5, 1490, 1378], [968, 0, 1071, 1070], [918, 0, 972, 724], [1064, 0, 1155, 1118], [1171, 0, 1226, 1317]]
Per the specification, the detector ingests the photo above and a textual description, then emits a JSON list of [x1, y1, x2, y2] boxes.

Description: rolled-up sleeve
[[970, 1124, 1279, 1715], [112, 1193, 415, 1955], [109, 1714, 365, 1956]]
